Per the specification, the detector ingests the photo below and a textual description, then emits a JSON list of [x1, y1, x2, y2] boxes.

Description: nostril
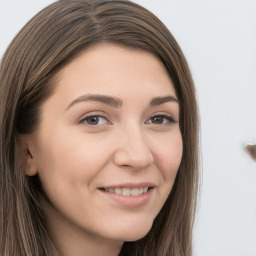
[[113, 133, 154, 169]]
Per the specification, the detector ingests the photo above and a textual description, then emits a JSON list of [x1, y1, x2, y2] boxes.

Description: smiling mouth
[[99, 187, 150, 197]]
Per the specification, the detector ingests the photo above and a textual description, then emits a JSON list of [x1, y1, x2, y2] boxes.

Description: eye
[[80, 115, 109, 126], [146, 114, 176, 125]]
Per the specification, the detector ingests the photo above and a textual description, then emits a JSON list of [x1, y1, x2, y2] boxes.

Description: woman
[[0, 0, 199, 255]]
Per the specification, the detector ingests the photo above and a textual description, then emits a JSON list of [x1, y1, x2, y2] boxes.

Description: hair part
[[0, 1, 199, 255]]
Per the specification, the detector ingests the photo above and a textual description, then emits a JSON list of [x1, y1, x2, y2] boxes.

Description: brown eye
[[151, 116, 165, 124], [147, 115, 176, 125]]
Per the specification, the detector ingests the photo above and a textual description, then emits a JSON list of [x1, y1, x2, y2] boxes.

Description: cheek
[[34, 128, 113, 188], [33, 132, 101, 213], [154, 131, 183, 181]]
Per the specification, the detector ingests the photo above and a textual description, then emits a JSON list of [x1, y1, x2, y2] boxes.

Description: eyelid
[[78, 111, 111, 125], [146, 112, 178, 124]]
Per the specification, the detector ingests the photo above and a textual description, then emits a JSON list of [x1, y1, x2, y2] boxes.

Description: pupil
[[153, 116, 163, 124], [88, 116, 99, 124]]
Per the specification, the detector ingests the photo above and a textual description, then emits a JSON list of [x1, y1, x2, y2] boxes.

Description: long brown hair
[[0, 0, 199, 255]]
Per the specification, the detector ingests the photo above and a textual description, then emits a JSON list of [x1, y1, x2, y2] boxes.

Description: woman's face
[[25, 44, 182, 252]]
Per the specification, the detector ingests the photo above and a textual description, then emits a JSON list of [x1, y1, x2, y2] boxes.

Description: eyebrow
[[149, 96, 179, 106], [66, 94, 179, 110], [66, 94, 123, 110]]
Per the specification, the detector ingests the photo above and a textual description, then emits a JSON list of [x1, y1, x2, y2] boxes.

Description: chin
[[106, 219, 153, 242], [123, 229, 151, 242]]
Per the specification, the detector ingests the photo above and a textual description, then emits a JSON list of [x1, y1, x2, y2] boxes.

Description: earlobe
[[25, 149, 38, 176], [25, 165, 38, 176], [20, 135, 38, 176]]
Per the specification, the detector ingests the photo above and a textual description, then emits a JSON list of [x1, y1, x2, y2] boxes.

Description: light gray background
[[1, 1, 256, 255]]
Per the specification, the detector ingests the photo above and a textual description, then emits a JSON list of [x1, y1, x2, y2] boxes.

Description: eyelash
[[146, 114, 177, 125], [79, 113, 177, 126], [79, 115, 110, 126]]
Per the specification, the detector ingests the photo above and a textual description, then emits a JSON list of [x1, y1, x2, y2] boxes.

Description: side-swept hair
[[0, 1, 199, 255]]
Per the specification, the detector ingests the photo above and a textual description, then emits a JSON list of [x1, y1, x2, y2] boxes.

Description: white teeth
[[143, 187, 148, 193], [103, 187, 149, 196], [131, 188, 140, 196], [114, 188, 122, 195], [122, 188, 130, 196], [109, 188, 115, 193]]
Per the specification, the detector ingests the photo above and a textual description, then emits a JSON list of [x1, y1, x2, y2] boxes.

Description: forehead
[[39, 43, 178, 118], [55, 43, 175, 95]]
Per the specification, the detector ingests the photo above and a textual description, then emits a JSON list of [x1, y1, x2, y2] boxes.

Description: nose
[[113, 126, 154, 170]]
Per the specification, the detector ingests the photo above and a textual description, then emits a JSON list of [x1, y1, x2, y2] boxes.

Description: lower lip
[[99, 188, 154, 207]]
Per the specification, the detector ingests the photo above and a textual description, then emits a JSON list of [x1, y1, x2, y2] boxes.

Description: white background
[[1, 1, 256, 255]]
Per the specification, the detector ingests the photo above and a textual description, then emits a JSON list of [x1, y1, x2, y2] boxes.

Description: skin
[[23, 44, 183, 256]]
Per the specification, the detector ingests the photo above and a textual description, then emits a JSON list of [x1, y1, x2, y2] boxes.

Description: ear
[[20, 135, 38, 176]]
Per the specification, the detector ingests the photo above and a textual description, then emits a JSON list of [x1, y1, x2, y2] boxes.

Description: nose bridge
[[114, 122, 154, 169]]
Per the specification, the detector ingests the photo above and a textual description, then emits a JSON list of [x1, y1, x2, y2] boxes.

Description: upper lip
[[99, 182, 156, 189]]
